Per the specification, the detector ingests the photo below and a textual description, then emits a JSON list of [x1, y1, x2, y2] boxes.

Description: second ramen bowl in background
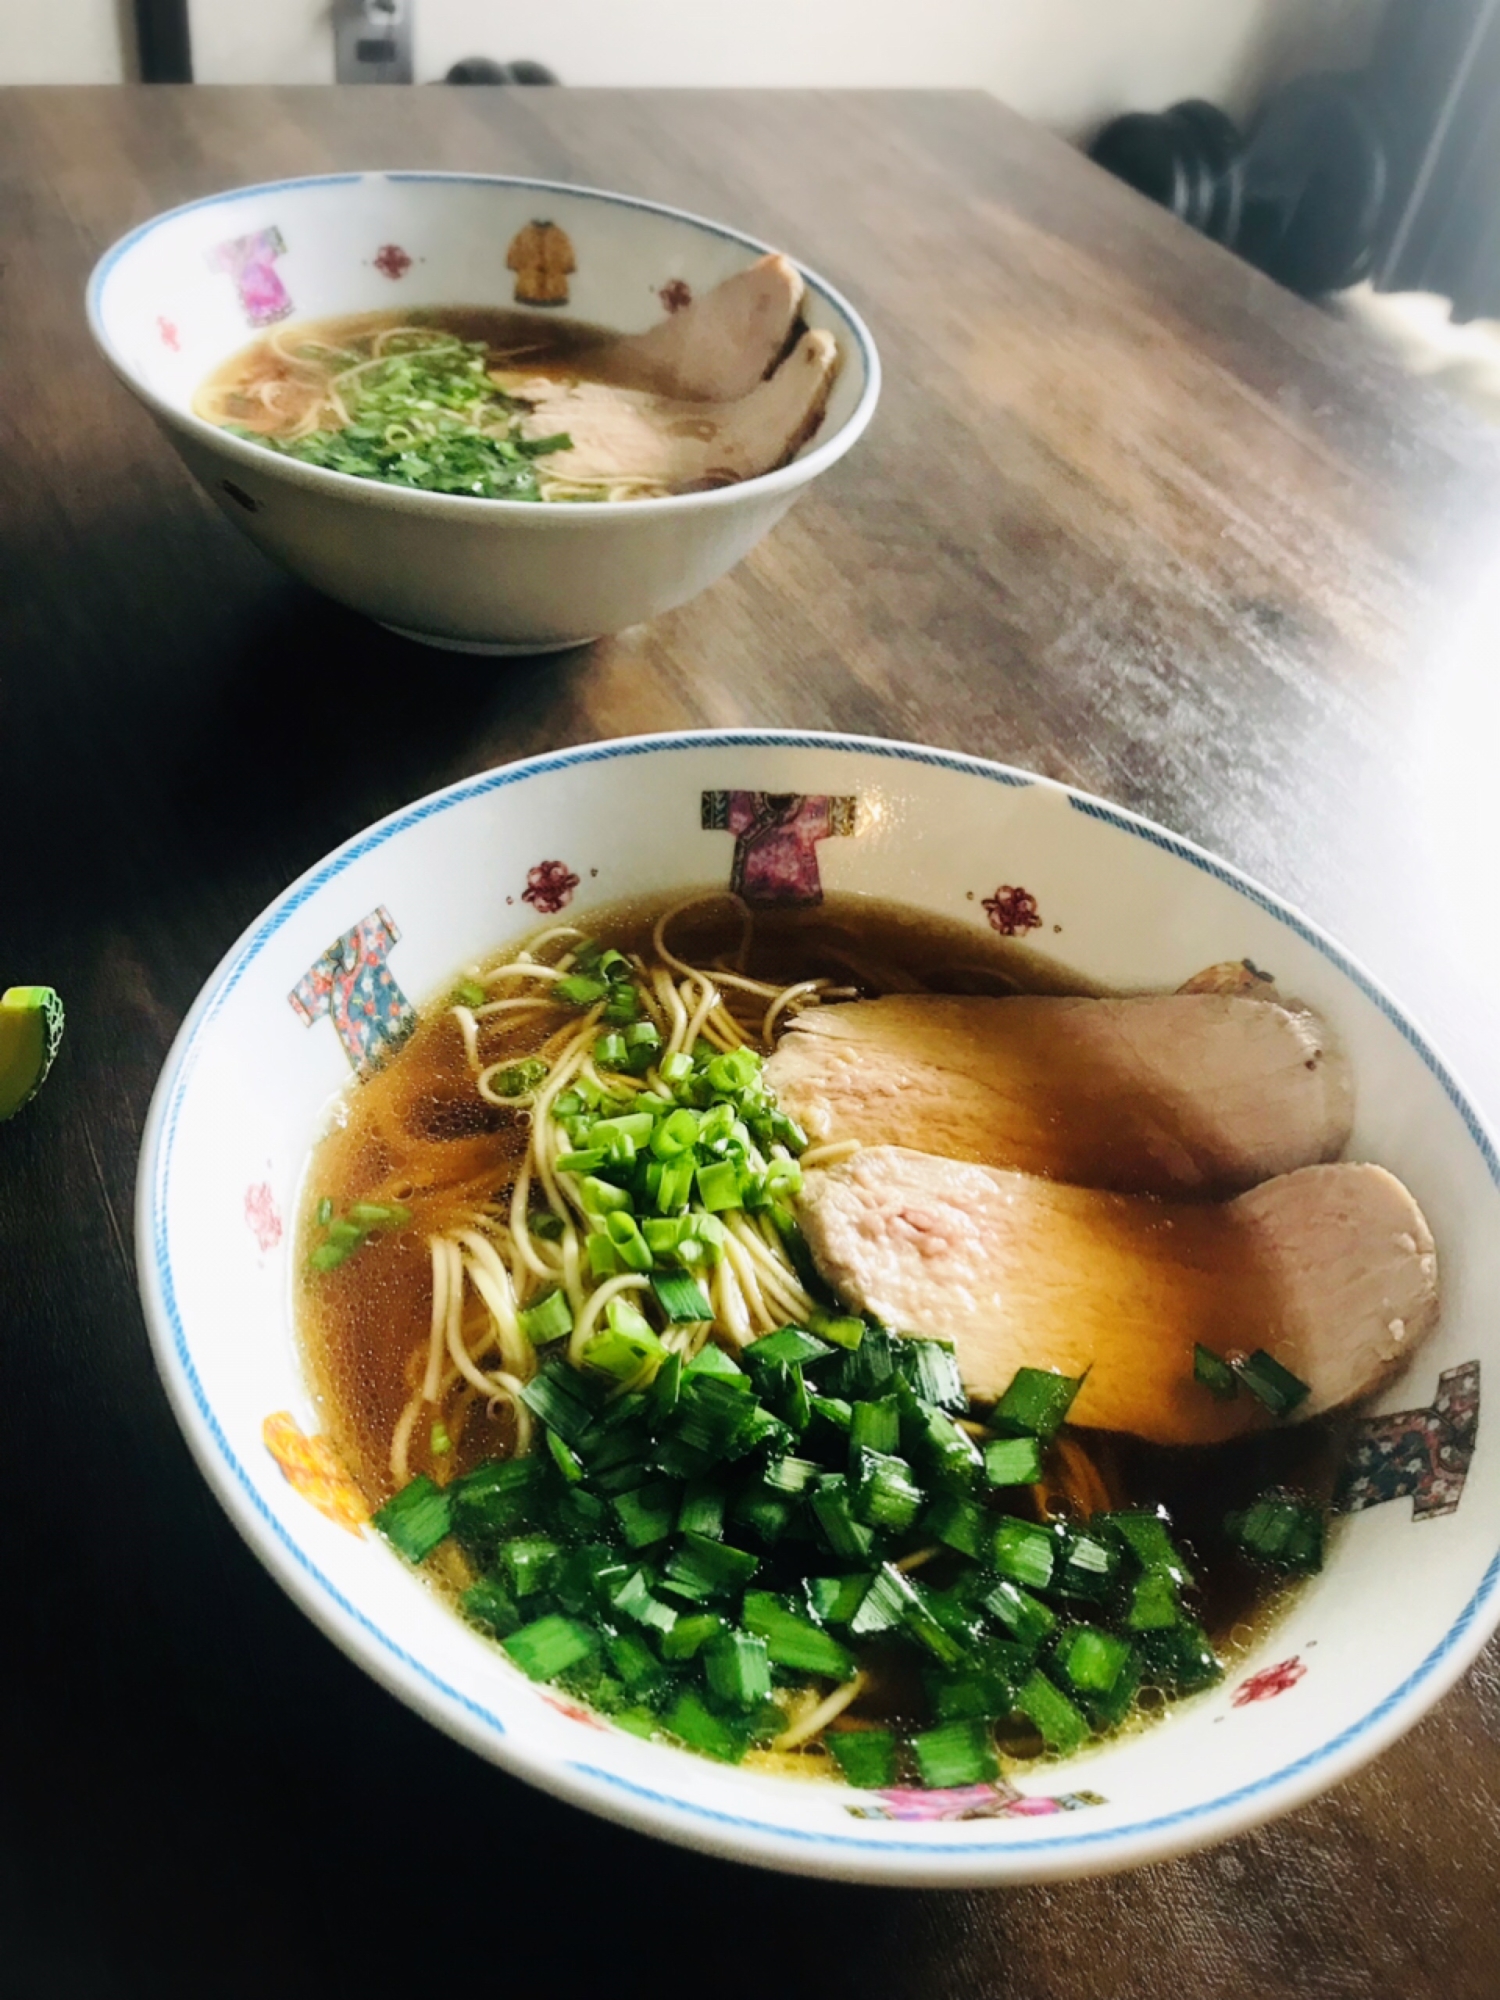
[[87, 174, 879, 654]]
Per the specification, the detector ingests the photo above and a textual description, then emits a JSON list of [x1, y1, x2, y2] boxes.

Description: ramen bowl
[[87, 175, 879, 654], [136, 730, 1500, 1884]]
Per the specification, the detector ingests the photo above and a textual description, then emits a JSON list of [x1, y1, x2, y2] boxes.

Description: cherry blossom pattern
[[157, 316, 181, 351], [244, 1182, 283, 1252], [1232, 1656, 1307, 1707], [983, 885, 1043, 936], [522, 860, 580, 916], [373, 243, 413, 280], [659, 277, 693, 313], [541, 1692, 608, 1731]]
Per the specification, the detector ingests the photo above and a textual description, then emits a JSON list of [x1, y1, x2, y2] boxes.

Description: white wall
[[0, 0, 126, 82], [6, 0, 1385, 140]]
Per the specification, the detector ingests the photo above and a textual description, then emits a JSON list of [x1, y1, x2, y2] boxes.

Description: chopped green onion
[[518, 1363, 598, 1445], [604, 1210, 653, 1272], [705, 1630, 773, 1711], [516, 1287, 574, 1344], [923, 1494, 989, 1561], [315, 1197, 334, 1226], [848, 1393, 902, 1458], [983, 1435, 1044, 1487], [982, 1578, 1058, 1648], [808, 1309, 865, 1351], [650, 1268, 713, 1322], [374, 1475, 452, 1562], [742, 1591, 857, 1678], [307, 1241, 354, 1273], [609, 1569, 679, 1635], [489, 1058, 549, 1098], [500, 1535, 562, 1599], [578, 1175, 632, 1217], [1225, 1490, 1325, 1573], [448, 1457, 543, 1545], [660, 1612, 726, 1661], [546, 1430, 585, 1485], [1124, 1569, 1182, 1631], [1015, 1669, 1090, 1754], [900, 1337, 966, 1413], [1232, 1350, 1312, 1417], [611, 1479, 682, 1549], [677, 1479, 727, 1539], [1054, 1624, 1134, 1697], [991, 1366, 1083, 1443], [745, 1326, 835, 1373], [1097, 1509, 1195, 1588], [661, 1689, 749, 1764], [695, 1160, 744, 1212], [992, 1518, 1057, 1591], [806, 1575, 871, 1626], [1138, 1620, 1223, 1694], [663, 1531, 759, 1602], [503, 1614, 598, 1682], [606, 1629, 668, 1694], [429, 1419, 452, 1458], [554, 974, 609, 1006], [461, 1576, 522, 1638], [826, 1728, 897, 1788], [810, 1474, 877, 1561], [530, 1209, 565, 1242], [1193, 1343, 1239, 1399], [649, 1106, 699, 1157], [851, 1449, 925, 1533], [1053, 1528, 1121, 1602], [912, 1718, 999, 1789]]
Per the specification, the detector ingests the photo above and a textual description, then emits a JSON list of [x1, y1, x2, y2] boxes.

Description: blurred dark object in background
[[130, 0, 191, 82], [445, 59, 560, 84], [1089, 79, 1386, 296], [1089, 0, 1500, 316]]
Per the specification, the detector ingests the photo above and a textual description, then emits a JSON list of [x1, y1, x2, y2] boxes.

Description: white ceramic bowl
[[87, 175, 879, 653], [136, 731, 1500, 1883]]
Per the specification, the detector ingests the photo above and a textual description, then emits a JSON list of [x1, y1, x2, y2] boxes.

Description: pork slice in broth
[[765, 993, 1353, 1197], [613, 253, 807, 400], [796, 1146, 1438, 1445], [509, 329, 840, 491]]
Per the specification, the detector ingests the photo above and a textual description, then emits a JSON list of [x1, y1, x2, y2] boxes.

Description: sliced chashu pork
[[797, 1145, 1438, 1446], [765, 993, 1352, 1197], [612, 253, 807, 400], [507, 328, 839, 492]]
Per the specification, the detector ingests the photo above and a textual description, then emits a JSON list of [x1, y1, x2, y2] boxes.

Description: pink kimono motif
[[207, 227, 293, 328], [701, 790, 858, 905], [1334, 1360, 1480, 1521], [846, 1781, 1105, 1824], [288, 906, 416, 1075]]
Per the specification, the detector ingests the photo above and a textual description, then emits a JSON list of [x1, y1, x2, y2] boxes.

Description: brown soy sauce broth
[[296, 887, 1342, 1731], [199, 302, 770, 437]]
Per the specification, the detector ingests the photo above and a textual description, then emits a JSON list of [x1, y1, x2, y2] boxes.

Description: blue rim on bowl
[[135, 730, 1500, 1882]]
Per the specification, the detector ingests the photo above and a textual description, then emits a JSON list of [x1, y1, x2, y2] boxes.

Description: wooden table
[[5, 84, 1500, 2000]]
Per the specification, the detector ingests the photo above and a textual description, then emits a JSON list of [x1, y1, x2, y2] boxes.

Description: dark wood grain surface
[[5, 84, 1500, 2000]]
